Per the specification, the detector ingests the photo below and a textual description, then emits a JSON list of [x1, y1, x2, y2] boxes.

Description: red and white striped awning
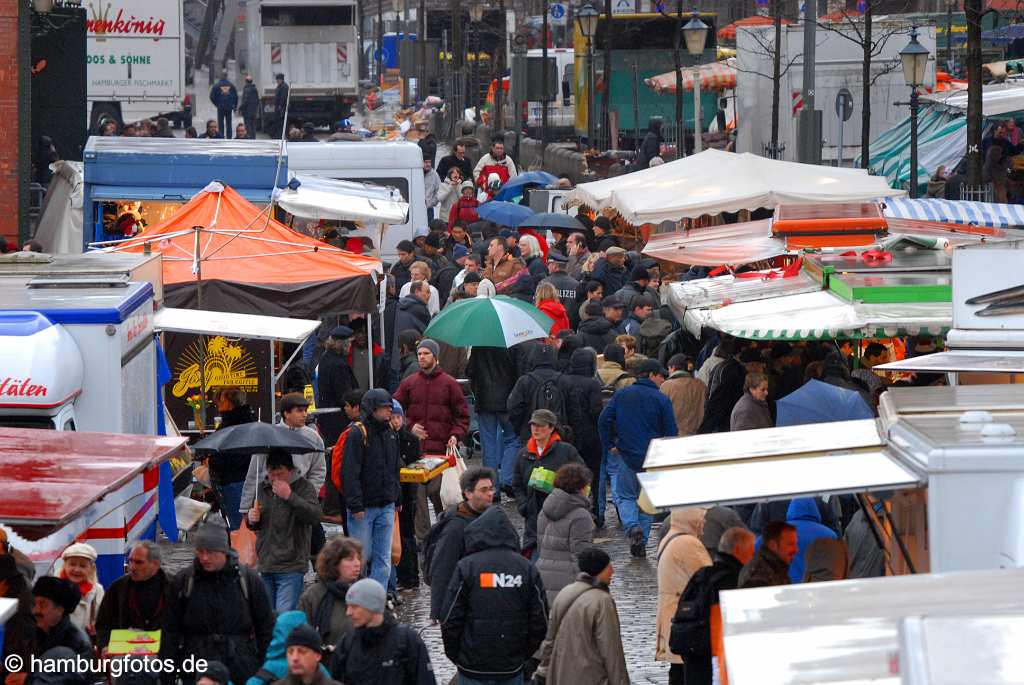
[[646, 58, 737, 94]]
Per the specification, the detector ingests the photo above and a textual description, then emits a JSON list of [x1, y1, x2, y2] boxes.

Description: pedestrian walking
[[299, 534, 363, 646], [537, 463, 595, 604], [738, 521, 797, 589], [440, 506, 547, 685], [467, 347, 521, 494], [698, 339, 746, 435], [163, 521, 275, 685], [730, 372, 773, 432], [473, 138, 518, 188], [247, 449, 321, 612], [240, 75, 259, 138], [423, 158, 441, 221], [576, 301, 616, 352], [598, 359, 677, 558], [341, 389, 402, 589], [31, 576, 92, 660], [660, 354, 706, 437], [424, 466, 495, 621], [507, 344, 567, 442], [557, 348, 603, 516], [536, 547, 629, 685], [669, 527, 755, 685], [94, 541, 172, 653], [250, 612, 334, 685], [437, 168, 464, 223], [318, 326, 359, 448], [329, 579, 436, 684], [56, 543, 103, 637], [273, 74, 290, 138], [512, 409, 584, 557], [209, 387, 257, 530], [655, 509, 712, 685], [210, 72, 239, 138], [636, 117, 664, 170]]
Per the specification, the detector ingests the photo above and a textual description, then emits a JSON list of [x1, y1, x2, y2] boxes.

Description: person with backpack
[[163, 521, 275, 685], [329, 579, 436, 685], [557, 349, 604, 518], [655, 508, 713, 685], [512, 409, 584, 558], [440, 506, 547, 685], [424, 466, 495, 621], [536, 547, 629, 685], [245, 611, 334, 685], [507, 344, 567, 442], [669, 527, 755, 685], [597, 344, 634, 395], [598, 359, 677, 558]]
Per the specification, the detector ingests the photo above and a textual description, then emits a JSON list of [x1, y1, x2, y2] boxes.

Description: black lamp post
[[900, 26, 930, 199], [682, 12, 708, 155], [577, 2, 599, 146]]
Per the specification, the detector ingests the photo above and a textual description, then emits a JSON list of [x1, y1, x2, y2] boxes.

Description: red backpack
[[330, 422, 368, 494]]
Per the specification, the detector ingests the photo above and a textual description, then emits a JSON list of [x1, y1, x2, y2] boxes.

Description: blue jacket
[[785, 498, 839, 583], [210, 79, 239, 111], [598, 378, 677, 471], [245, 611, 331, 685]]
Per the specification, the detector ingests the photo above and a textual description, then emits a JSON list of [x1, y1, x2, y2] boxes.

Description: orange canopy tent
[[718, 15, 792, 42], [107, 182, 382, 317], [646, 58, 738, 94]]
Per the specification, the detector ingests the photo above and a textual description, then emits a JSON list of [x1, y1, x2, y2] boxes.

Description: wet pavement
[[161, 474, 671, 684]]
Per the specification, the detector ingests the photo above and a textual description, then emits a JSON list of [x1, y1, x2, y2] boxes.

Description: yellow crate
[[400, 456, 450, 484]]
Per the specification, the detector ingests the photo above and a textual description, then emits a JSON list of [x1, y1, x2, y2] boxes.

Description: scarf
[[59, 569, 93, 599], [313, 578, 350, 638]]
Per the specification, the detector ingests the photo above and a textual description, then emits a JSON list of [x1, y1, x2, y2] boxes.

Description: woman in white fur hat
[[59, 542, 104, 635]]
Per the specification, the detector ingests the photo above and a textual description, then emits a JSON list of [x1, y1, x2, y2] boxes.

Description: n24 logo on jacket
[[479, 572, 523, 588]]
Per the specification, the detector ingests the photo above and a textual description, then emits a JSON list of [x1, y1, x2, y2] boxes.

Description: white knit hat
[[61, 542, 98, 562]]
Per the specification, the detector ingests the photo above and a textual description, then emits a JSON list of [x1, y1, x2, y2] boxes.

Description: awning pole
[[269, 339, 276, 421], [275, 338, 309, 386], [878, 497, 918, 574]]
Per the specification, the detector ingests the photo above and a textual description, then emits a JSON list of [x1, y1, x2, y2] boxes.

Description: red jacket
[[448, 197, 480, 231], [393, 366, 470, 453], [537, 299, 570, 337]]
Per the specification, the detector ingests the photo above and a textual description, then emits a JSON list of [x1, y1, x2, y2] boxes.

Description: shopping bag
[[439, 444, 468, 510], [390, 509, 402, 566], [231, 519, 258, 567]]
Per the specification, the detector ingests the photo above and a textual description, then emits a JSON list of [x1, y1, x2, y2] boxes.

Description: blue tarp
[[883, 197, 1024, 228], [776, 379, 874, 427]]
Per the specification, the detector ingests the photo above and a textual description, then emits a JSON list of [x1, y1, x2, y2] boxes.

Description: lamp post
[[900, 26, 930, 199], [577, 2, 599, 147], [469, 0, 484, 123], [682, 12, 708, 154]]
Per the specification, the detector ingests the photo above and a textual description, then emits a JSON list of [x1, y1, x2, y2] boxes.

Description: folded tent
[[274, 174, 410, 224]]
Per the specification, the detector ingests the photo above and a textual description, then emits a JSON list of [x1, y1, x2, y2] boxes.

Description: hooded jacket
[[247, 470, 321, 574], [700, 506, 746, 556], [428, 502, 486, 621], [440, 507, 548, 678], [393, 295, 431, 338], [341, 393, 402, 513], [507, 344, 565, 440], [448, 193, 480, 230], [467, 347, 519, 414], [246, 611, 332, 685], [537, 299, 570, 337], [577, 316, 617, 353], [537, 488, 595, 604], [598, 378, 678, 472], [557, 349, 603, 456], [537, 574, 629, 685], [512, 434, 583, 552], [393, 365, 470, 454], [785, 497, 839, 583], [655, 509, 712, 663], [590, 258, 628, 294]]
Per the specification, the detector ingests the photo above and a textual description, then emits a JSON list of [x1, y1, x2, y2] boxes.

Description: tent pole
[[269, 339, 276, 420], [195, 225, 208, 433]]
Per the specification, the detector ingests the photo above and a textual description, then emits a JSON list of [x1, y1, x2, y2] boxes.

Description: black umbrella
[[516, 212, 586, 232], [192, 421, 320, 455]]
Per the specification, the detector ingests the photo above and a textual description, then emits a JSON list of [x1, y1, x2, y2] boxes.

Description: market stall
[[564, 150, 901, 224], [641, 220, 785, 266], [883, 197, 1024, 228], [645, 58, 737, 94]]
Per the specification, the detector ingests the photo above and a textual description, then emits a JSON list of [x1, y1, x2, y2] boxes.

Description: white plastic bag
[[439, 444, 468, 510]]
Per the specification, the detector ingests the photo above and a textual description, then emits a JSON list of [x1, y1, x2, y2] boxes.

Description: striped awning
[[882, 197, 1024, 228], [646, 58, 737, 94]]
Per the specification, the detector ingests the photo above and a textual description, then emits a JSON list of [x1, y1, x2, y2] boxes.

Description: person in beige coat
[[660, 354, 707, 437], [656, 508, 713, 684]]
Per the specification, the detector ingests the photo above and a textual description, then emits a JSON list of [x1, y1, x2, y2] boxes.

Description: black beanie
[[285, 624, 324, 654], [577, 546, 611, 576]]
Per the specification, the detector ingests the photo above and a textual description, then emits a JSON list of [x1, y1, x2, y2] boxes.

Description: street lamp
[[470, 0, 484, 123], [577, 2, 599, 146], [682, 13, 709, 154], [900, 26, 930, 198]]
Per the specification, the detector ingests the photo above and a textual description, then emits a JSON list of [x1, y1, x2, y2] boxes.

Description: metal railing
[[960, 183, 994, 203], [762, 142, 786, 160]]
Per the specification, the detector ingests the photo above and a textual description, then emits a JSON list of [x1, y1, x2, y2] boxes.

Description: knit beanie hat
[[417, 338, 440, 358], [577, 546, 611, 577]]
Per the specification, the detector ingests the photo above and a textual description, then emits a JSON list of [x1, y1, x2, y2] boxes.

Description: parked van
[[287, 141, 427, 261]]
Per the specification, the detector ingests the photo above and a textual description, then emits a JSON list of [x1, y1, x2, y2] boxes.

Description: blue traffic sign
[[549, 3, 566, 19]]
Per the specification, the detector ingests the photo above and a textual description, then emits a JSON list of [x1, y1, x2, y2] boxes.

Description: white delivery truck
[[86, 0, 190, 131], [246, 0, 360, 128], [735, 22, 936, 164], [511, 48, 576, 137]]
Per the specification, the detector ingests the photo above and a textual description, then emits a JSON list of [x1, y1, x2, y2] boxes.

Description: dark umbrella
[[192, 421, 320, 455], [516, 212, 587, 232]]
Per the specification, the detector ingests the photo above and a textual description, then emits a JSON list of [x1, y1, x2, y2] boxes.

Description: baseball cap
[[280, 392, 310, 414], [602, 296, 625, 309]]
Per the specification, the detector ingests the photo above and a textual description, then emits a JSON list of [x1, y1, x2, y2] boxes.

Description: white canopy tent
[[921, 82, 1024, 117], [274, 175, 409, 224], [564, 150, 902, 224]]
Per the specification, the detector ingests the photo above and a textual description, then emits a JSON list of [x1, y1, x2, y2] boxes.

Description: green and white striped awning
[[705, 290, 951, 341], [859, 107, 966, 192]]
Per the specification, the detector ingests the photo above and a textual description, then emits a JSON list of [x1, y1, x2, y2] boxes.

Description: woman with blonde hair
[[397, 259, 441, 314], [59, 542, 104, 635], [535, 281, 570, 336], [297, 536, 363, 644]]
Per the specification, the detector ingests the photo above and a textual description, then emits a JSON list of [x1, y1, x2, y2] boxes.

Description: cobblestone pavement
[[162, 480, 671, 684]]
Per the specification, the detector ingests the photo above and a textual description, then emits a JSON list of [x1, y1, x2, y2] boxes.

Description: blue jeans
[[261, 571, 305, 612], [477, 412, 521, 488], [598, 446, 619, 520], [609, 450, 651, 543], [219, 480, 244, 531], [459, 674, 523, 685], [348, 503, 396, 588]]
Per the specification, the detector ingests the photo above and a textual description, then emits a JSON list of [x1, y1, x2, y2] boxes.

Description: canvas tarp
[[564, 150, 901, 224], [645, 58, 738, 94], [33, 161, 84, 254], [861, 107, 966, 190], [106, 182, 381, 317], [883, 197, 1024, 228]]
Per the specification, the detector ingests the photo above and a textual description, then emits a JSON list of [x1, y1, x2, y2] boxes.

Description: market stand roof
[[0, 427, 186, 537], [645, 58, 737, 94], [106, 182, 382, 317], [275, 175, 409, 224], [564, 150, 902, 224]]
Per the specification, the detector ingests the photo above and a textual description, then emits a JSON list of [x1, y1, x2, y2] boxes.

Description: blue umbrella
[[476, 201, 535, 228], [493, 171, 559, 202], [517, 212, 586, 232], [776, 379, 874, 427]]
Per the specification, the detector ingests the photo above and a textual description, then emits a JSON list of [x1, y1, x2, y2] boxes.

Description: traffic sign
[[836, 88, 854, 122], [549, 3, 567, 25]]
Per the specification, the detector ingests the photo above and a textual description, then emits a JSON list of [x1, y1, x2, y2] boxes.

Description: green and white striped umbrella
[[423, 295, 553, 348]]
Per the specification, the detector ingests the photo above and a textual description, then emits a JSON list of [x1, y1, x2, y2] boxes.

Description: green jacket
[[248, 473, 321, 574]]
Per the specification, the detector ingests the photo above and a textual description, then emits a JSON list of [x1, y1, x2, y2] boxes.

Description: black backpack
[[529, 372, 568, 425], [421, 510, 458, 585], [669, 564, 735, 659]]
